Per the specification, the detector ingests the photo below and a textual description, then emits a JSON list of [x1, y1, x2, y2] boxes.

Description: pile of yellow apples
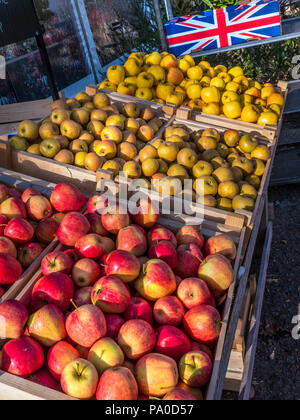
[[100, 51, 284, 126], [12, 93, 163, 174]]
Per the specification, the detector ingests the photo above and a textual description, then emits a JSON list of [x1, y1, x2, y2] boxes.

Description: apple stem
[[70, 299, 78, 310]]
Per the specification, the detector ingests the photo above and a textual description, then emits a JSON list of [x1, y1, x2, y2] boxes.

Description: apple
[[47, 340, 80, 381], [0, 197, 27, 220], [136, 353, 178, 398], [87, 194, 108, 214], [163, 388, 197, 400], [72, 258, 101, 287], [130, 198, 160, 229], [41, 251, 73, 276], [177, 277, 213, 309], [61, 358, 99, 400], [0, 236, 17, 258], [135, 259, 176, 301], [28, 369, 60, 391], [175, 243, 204, 279], [101, 237, 116, 254], [117, 224, 147, 257], [101, 206, 130, 235], [91, 276, 131, 313], [148, 224, 177, 248], [148, 240, 178, 269], [0, 215, 8, 236], [179, 351, 212, 387], [65, 304, 107, 348], [0, 287, 4, 298], [26, 195, 53, 221], [88, 337, 124, 375], [50, 183, 85, 213], [124, 297, 153, 324], [96, 367, 138, 401], [4, 218, 34, 245], [30, 272, 74, 312], [106, 250, 140, 283], [8, 188, 22, 200], [205, 234, 237, 260], [105, 314, 124, 338], [86, 213, 108, 236], [198, 254, 234, 297], [176, 225, 205, 249], [191, 341, 213, 361], [21, 188, 41, 204], [0, 184, 9, 203], [153, 296, 184, 327], [117, 319, 156, 360], [155, 325, 191, 361], [75, 233, 105, 259], [73, 287, 92, 307], [27, 304, 67, 347], [18, 243, 43, 268], [35, 218, 59, 244], [183, 304, 222, 346], [56, 212, 90, 247], [0, 254, 22, 285], [0, 300, 28, 339], [2, 336, 44, 377]]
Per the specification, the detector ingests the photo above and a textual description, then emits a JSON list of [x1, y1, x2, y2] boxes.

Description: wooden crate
[[0, 169, 58, 303], [0, 209, 246, 400]]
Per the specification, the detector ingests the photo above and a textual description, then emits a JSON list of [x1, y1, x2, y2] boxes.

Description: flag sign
[[165, 0, 281, 57]]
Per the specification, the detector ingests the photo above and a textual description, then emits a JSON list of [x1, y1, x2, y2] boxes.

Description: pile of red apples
[[0, 183, 237, 400]]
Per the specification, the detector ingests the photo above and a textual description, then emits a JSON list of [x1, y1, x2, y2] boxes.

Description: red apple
[[64, 248, 81, 266], [155, 325, 191, 361], [130, 198, 160, 229], [104, 314, 124, 338], [87, 194, 108, 214], [0, 236, 17, 258], [99, 253, 109, 276], [176, 225, 205, 249], [177, 277, 213, 309], [153, 296, 184, 327], [8, 188, 22, 199], [101, 205, 130, 235], [28, 368, 60, 391], [26, 195, 53, 221], [102, 237, 116, 254], [47, 340, 80, 381], [117, 224, 147, 257], [191, 341, 213, 361], [21, 188, 41, 204], [76, 345, 90, 359], [106, 250, 140, 283], [35, 218, 59, 244], [148, 240, 178, 269], [4, 218, 34, 245], [18, 243, 43, 268], [175, 243, 204, 279], [179, 350, 212, 387], [72, 258, 101, 287], [205, 234, 237, 260], [57, 212, 90, 247], [65, 304, 107, 348], [50, 183, 85, 212], [148, 224, 177, 248], [75, 233, 105, 259], [0, 254, 22, 285], [183, 304, 222, 346], [163, 388, 197, 400], [135, 259, 176, 301], [61, 358, 99, 400], [73, 287, 92, 307], [124, 297, 153, 324], [0, 215, 8, 236], [0, 286, 5, 298], [0, 300, 28, 339], [91, 276, 130, 313], [117, 319, 156, 360], [0, 183, 10, 204], [198, 254, 234, 297], [96, 367, 138, 401], [0, 197, 27, 220], [30, 272, 74, 312], [86, 213, 108, 236], [2, 336, 44, 377], [41, 251, 73, 276]]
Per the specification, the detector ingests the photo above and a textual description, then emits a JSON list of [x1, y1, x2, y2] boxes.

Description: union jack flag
[[165, 0, 281, 57]]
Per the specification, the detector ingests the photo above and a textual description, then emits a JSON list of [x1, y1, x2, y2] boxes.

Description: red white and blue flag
[[165, 0, 281, 57]]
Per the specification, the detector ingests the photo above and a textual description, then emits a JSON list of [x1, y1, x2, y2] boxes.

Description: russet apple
[[177, 277, 213, 309], [179, 350, 212, 387], [0, 300, 28, 339], [117, 319, 156, 360], [18, 242, 43, 268], [17, 120, 39, 141], [117, 224, 147, 257], [61, 358, 99, 400], [57, 212, 90, 247], [96, 366, 138, 401], [88, 337, 124, 375], [39, 121, 59, 140], [232, 195, 255, 211], [54, 149, 74, 165], [41, 251, 73, 276], [218, 181, 240, 200], [124, 297, 153, 324], [60, 120, 82, 140], [91, 275, 131, 313]]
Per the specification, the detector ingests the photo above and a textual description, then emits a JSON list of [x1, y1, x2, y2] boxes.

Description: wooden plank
[[0, 99, 53, 123]]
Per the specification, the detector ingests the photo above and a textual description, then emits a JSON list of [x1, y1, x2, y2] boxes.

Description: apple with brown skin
[[50, 183, 85, 213], [175, 243, 204, 279], [117, 224, 147, 257], [96, 366, 138, 401], [0, 215, 8, 235], [101, 205, 130, 235], [153, 296, 184, 327], [65, 304, 107, 348], [0, 197, 27, 220], [4, 218, 34, 245], [117, 319, 156, 360], [88, 337, 124, 375], [18, 242, 43, 268], [148, 240, 178, 269], [73, 287, 92, 307], [0, 300, 28, 339], [47, 340, 80, 381], [198, 254, 234, 297], [2, 336, 44, 377], [176, 225, 205, 249], [30, 272, 74, 312], [28, 368, 60, 391], [0, 183, 10, 204], [21, 188, 41, 204], [183, 304, 222, 346], [57, 212, 90, 247], [179, 350, 212, 387], [61, 358, 99, 400], [124, 297, 153, 324], [177, 277, 213, 309], [0, 236, 17, 258], [75, 233, 105, 259], [26, 195, 53, 221], [205, 234, 237, 260], [148, 224, 177, 248], [106, 250, 140, 283], [163, 388, 197, 400], [0, 254, 22, 285], [72, 258, 101, 287], [41, 251, 73, 276], [91, 275, 131, 313], [155, 325, 191, 361], [35, 218, 59, 244], [85, 213, 108, 236]]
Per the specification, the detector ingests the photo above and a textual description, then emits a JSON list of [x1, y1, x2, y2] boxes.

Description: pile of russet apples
[[0, 182, 80, 297], [139, 124, 270, 212], [100, 51, 284, 125], [11, 94, 164, 178], [0, 187, 237, 400]]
